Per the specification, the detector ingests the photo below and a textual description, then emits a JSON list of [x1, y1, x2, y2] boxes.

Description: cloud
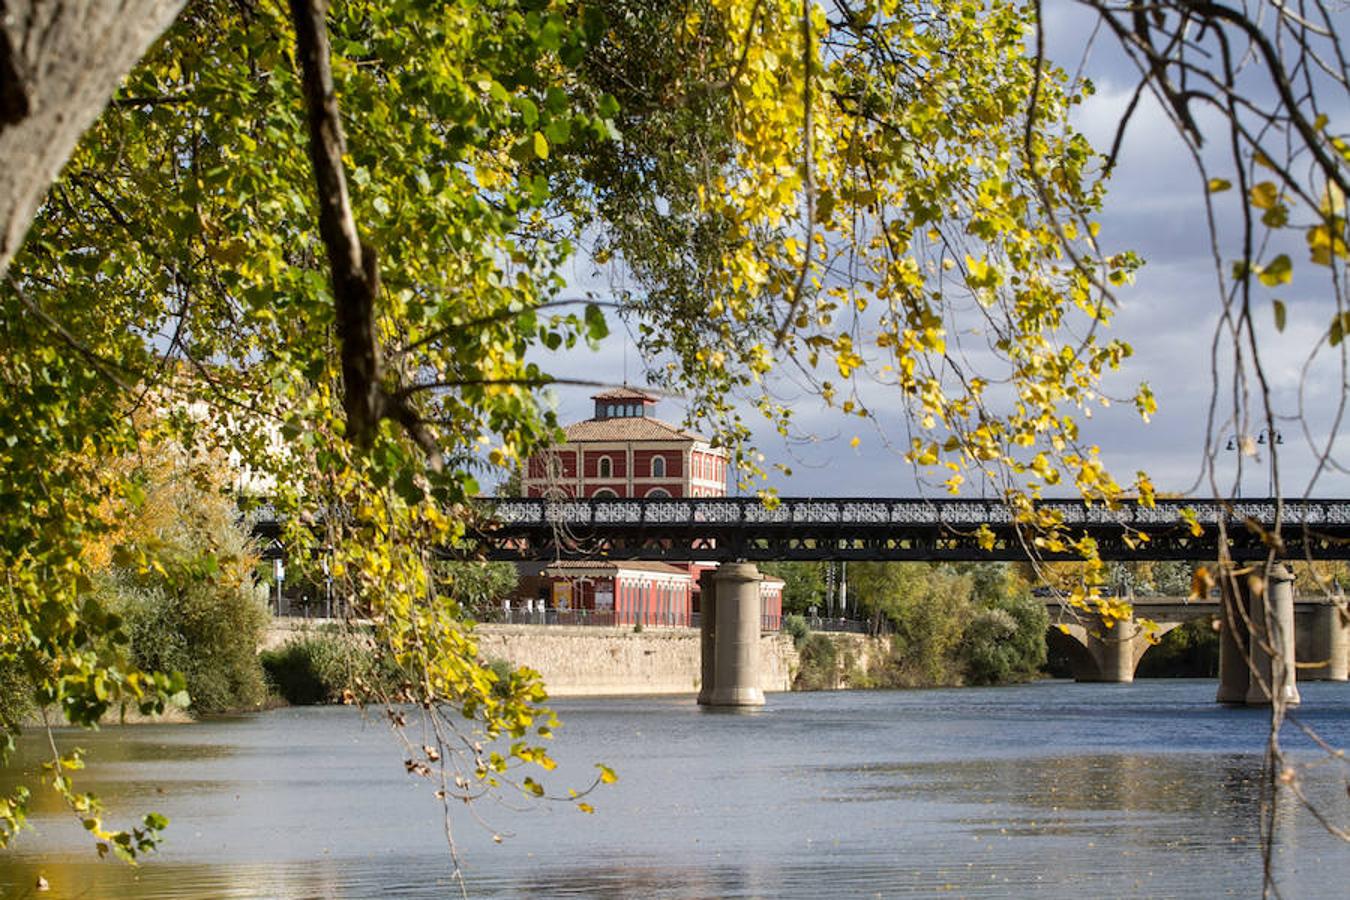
[[529, 10, 1350, 500]]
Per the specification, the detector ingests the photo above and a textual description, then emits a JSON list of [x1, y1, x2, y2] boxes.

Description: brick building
[[524, 387, 729, 499], [518, 388, 782, 629]]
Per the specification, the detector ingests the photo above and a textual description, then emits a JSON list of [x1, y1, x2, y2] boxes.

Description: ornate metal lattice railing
[[474, 497, 1350, 562]]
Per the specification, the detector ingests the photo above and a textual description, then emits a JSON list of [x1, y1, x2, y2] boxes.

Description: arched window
[[651, 456, 666, 478], [645, 488, 670, 499], [598, 456, 612, 479], [592, 488, 617, 499]]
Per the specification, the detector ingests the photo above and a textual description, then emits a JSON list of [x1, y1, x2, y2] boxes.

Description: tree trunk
[[0, 0, 184, 276]]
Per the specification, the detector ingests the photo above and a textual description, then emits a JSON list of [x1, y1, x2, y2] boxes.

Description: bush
[[0, 598, 34, 726], [794, 632, 839, 690], [260, 632, 401, 705], [260, 636, 343, 705], [0, 656, 33, 726], [86, 450, 271, 716], [783, 614, 809, 647], [109, 575, 269, 714], [961, 594, 1048, 685]]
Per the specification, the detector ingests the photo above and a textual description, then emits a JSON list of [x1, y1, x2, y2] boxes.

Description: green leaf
[[532, 131, 549, 160], [1260, 203, 1288, 228], [1273, 299, 1287, 332], [515, 96, 538, 127], [583, 303, 609, 342], [1331, 312, 1350, 346]]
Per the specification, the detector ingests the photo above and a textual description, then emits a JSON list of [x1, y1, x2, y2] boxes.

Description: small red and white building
[[541, 560, 695, 627], [519, 388, 782, 629]]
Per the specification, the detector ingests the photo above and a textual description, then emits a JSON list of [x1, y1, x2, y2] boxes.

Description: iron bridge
[[473, 497, 1350, 563]]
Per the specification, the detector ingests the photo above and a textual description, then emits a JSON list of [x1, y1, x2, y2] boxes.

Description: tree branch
[[289, 0, 386, 449]]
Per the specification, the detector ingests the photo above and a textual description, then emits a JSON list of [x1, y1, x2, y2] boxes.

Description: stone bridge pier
[[1216, 562, 1350, 703], [1047, 567, 1348, 701], [1216, 563, 1300, 705], [1299, 595, 1350, 682], [1048, 615, 1180, 684], [697, 562, 765, 707]]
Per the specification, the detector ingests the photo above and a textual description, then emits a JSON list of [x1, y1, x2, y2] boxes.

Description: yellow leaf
[[533, 131, 549, 160], [1250, 182, 1278, 210], [1258, 254, 1292, 287], [1207, 178, 1232, 193], [577, 802, 595, 814]]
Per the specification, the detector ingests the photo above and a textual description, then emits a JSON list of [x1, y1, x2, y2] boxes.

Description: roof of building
[[562, 416, 711, 444], [544, 560, 691, 577], [591, 386, 660, 402]]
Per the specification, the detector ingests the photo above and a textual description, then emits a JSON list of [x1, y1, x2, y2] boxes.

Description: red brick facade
[[520, 388, 781, 630], [523, 388, 728, 499]]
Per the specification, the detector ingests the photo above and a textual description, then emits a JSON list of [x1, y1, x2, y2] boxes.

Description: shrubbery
[[960, 594, 1048, 685], [789, 562, 1049, 690], [108, 576, 268, 714], [260, 630, 406, 705], [0, 657, 32, 726], [783, 613, 809, 647], [89, 450, 270, 716], [794, 633, 839, 690]]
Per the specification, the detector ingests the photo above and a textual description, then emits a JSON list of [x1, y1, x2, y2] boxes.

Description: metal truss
[[473, 497, 1350, 562]]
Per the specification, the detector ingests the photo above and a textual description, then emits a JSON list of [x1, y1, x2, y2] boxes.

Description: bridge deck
[[474, 497, 1350, 562]]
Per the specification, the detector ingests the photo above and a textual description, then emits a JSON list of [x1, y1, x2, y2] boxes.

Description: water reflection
[[1, 682, 1347, 898]]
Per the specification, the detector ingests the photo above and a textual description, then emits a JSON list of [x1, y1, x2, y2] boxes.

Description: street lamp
[[1225, 429, 1283, 496]]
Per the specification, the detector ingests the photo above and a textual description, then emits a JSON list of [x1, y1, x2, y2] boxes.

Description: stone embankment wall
[[804, 632, 894, 689], [473, 625, 797, 697], [260, 619, 891, 695], [260, 617, 337, 651]]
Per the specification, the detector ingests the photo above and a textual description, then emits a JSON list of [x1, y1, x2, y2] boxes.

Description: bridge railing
[[487, 497, 1350, 529]]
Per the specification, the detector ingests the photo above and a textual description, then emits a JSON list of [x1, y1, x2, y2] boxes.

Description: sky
[[520, 5, 1350, 501]]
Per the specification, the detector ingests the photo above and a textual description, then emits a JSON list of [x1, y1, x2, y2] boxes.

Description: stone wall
[[809, 632, 894, 689], [473, 624, 797, 697], [259, 619, 875, 696]]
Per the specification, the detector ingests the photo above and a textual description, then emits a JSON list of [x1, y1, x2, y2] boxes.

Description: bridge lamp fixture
[[1224, 430, 1283, 497]]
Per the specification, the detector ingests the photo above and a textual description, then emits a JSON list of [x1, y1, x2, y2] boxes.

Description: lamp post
[[1225, 429, 1283, 497], [273, 556, 285, 615], [1257, 429, 1283, 496]]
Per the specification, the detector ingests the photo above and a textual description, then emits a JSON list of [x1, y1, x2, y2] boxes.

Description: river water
[[1, 680, 1348, 898]]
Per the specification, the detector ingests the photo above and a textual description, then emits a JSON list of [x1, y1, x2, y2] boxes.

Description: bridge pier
[[1298, 596, 1349, 682], [697, 569, 718, 705], [1215, 569, 1251, 703], [700, 562, 765, 707], [1091, 619, 1147, 683], [1217, 563, 1301, 706], [1050, 616, 1168, 684], [1246, 563, 1300, 707]]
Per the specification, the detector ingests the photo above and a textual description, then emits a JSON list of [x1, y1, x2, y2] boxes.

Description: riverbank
[[473, 624, 797, 696], [260, 620, 932, 697]]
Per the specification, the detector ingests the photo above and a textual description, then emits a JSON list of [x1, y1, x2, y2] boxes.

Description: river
[[1, 680, 1347, 898]]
